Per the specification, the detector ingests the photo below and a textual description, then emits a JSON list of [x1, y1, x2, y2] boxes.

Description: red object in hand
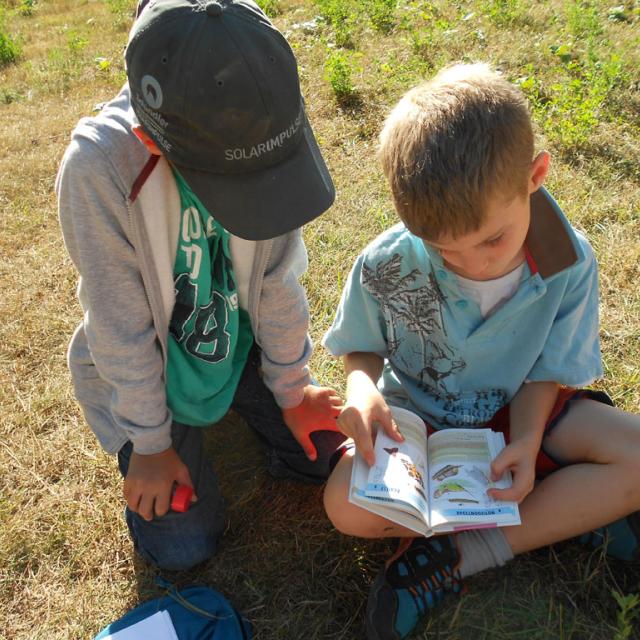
[[171, 484, 193, 513]]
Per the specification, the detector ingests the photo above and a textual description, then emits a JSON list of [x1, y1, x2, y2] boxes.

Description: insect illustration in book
[[433, 481, 476, 500], [383, 447, 427, 501], [466, 464, 501, 505], [383, 447, 423, 489], [468, 465, 491, 487], [400, 458, 425, 490], [431, 464, 461, 482]]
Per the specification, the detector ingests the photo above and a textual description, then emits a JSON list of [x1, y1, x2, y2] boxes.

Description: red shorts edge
[[483, 387, 613, 477]]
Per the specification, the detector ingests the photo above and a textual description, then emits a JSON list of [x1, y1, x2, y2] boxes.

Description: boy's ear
[[132, 125, 163, 156], [528, 151, 550, 193]]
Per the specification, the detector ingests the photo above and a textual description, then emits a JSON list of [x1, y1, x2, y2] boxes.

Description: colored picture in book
[[372, 446, 428, 502], [431, 462, 497, 507]]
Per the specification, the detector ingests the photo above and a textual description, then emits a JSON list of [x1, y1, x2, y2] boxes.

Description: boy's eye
[[485, 234, 504, 247]]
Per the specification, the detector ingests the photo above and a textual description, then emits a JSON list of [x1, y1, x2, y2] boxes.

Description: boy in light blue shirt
[[322, 63, 640, 640]]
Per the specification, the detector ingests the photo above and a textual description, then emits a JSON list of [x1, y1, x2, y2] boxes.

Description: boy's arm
[[125, 447, 195, 521], [255, 230, 342, 459], [337, 352, 403, 466], [57, 134, 191, 519], [489, 233, 601, 504], [256, 229, 313, 409], [488, 380, 559, 503], [57, 135, 173, 456]]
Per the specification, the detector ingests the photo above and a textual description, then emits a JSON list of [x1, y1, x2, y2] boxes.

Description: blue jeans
[[117, 345, 346, 571]]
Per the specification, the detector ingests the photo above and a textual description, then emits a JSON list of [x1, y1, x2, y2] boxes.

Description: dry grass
[[1, 0, 639, 638]]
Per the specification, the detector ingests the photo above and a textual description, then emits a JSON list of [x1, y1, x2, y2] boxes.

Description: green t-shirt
[[166, 170, 253, 426]]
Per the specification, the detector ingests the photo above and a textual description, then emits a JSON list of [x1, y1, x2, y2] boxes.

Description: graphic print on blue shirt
[[325, 202, 602, 430], [361, 252, 508, 428]]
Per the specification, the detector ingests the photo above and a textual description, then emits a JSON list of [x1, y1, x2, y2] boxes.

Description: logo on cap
[[141, 74, 163, 109]]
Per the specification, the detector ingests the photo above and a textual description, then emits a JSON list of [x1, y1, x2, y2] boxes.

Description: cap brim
[[174, 113, 335, 241]]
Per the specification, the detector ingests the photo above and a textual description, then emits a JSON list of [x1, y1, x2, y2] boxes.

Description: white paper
[[104, 610, 179, 640]]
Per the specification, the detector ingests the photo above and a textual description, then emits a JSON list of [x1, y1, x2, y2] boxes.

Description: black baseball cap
[[126, 0, 335, 240]]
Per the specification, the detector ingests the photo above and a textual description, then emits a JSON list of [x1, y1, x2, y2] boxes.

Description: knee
[[323, 476, 342, 529], [323, 474, 356, 535], [615, 428, 640, 476], [126, 499, 226, 571], [144, 533, 219, 571], [621, 456, 640, 496]]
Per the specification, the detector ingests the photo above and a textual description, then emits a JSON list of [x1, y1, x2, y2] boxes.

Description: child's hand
[[487, 439, 537, 503], [281, 385, 343, 461], [124, 447, 196, 521], [338, 371, 403, 466]]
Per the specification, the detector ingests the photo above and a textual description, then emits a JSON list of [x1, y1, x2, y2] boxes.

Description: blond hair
[[378, 63, 534, 240]]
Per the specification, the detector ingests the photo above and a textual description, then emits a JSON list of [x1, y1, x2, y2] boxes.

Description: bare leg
[[504, 400, 640, 554], [325, 401, 640, 554], [330, 401, 640, 640], [324, 449, 420, 538]]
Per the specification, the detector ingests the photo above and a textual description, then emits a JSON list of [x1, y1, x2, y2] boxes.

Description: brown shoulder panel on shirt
[[526, 189, 578, 279]]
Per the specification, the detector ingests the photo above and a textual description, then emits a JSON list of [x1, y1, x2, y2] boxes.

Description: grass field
[[1, 0, 639, 638]]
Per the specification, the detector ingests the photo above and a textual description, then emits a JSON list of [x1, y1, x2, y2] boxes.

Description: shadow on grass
[[126, 412, 380, 638], [126, 414, 640, 639], [335, 90, 365, 114]]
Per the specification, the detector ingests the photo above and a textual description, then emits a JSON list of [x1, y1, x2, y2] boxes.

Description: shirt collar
[[526, 187, 581, 279], [420, 187, 582, 281]]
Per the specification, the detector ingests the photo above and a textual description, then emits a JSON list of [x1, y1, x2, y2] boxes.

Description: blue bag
[[94, 581, 252, 640]]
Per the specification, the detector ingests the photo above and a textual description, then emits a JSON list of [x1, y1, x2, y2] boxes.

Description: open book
[[349, 406, 521, 537]]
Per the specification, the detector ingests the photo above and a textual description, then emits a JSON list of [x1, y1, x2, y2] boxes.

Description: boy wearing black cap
[[56, 0, 345, 571]]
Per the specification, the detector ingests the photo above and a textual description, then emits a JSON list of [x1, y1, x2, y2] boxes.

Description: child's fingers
[[338, 408, 375, 465], [356, 434, 375, 466], [154, 487, 172, 517], [488, 459, 535, 503], [487, 486, 516, 502], [352, 420, 375, 466], [490, 448, 513, 481], [176, 470, 197, 502], [295, 431, 318, 462], [138, 493, 155, 522], [328, 394, 343, 407], [489, 477, 531, 504], [124, 487, 141, 515], [389, 418, 404, 442], [378, 409, 404, 442]]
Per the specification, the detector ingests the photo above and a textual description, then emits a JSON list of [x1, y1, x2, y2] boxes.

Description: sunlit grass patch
[[0, 8, 20, 66], [255, 0, 281, 17], [1, 0, 639, 638]]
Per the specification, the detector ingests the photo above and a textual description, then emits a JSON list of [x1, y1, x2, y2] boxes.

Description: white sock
[[456, 528, 514, 578]]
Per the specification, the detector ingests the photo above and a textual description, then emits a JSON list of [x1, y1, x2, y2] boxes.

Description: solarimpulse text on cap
[[224, 111, 302, 161]]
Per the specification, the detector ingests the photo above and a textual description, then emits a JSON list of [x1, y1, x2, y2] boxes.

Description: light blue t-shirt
[[323, 191, 602, 430]]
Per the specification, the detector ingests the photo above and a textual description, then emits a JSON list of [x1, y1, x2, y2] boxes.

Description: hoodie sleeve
[[56, 133, 172, 455], [254, 229, 313, 409]]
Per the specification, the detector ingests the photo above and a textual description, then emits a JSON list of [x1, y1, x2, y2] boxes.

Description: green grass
[[0, 8, 20, 65], [1, 0, 639, 638], [256, 0, 282, 18], [325, 50, 358, 103]]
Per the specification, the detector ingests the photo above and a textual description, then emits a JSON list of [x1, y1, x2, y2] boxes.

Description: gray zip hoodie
[[56, 86, 313, 456]]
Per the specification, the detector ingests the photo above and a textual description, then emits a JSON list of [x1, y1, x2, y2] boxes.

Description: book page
[[104, 610, 179, 640], [427, 428, 520, 529], [349, 423, 430, 536], [363, 406, 430, 519]]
